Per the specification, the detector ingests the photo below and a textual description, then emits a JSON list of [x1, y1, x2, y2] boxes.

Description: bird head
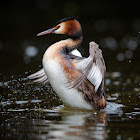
[[37, 17, 82, 40]]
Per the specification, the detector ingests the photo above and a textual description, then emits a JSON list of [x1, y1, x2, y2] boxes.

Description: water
[[0, 72, 140, 140], [0, 1, 140, 139]]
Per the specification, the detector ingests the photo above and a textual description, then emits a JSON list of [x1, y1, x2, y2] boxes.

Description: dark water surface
[[0, 1, 140, 140], [0, 72, 140, 140]]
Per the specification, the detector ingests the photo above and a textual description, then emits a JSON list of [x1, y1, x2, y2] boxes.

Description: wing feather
[[68, 41, 106, 92], [27, 68, 48, 84]]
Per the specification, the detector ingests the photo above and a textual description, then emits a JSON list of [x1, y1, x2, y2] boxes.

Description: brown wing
[[66, 41, 106, 109], [67, 41, 106, 92]]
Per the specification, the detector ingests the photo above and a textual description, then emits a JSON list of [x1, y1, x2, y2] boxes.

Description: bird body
[[28, 17, 106, 109], [42, 38, 92, 109], [43, 59, 92, 109]]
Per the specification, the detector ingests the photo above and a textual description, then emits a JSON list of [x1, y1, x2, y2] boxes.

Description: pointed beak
[[36, 28, 55, 36]]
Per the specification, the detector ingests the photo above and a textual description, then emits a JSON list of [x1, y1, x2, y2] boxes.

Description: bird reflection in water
[[47, 111, 107, 140]]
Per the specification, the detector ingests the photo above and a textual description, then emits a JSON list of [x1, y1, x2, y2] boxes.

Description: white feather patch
[[74, 56, 92, 70], [71, 49, 82, 57], [87, 64, 102, 92]]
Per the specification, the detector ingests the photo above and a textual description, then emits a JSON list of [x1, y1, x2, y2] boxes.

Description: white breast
[[42, 58, 92, 109]]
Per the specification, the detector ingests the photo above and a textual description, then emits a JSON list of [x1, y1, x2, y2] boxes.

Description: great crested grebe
[[28, 17, 106, 110]]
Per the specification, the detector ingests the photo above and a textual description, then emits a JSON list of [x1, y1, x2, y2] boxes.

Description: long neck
[[62, 36, 83, 54], [44, 36, 83, 60]]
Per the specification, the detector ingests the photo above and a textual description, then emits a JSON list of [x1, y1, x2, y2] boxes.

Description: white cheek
[[54, 24, 65, 34]]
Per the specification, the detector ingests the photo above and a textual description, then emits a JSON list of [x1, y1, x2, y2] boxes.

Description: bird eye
[[53, 25, 60, 31], [57, 25, 61, 29]]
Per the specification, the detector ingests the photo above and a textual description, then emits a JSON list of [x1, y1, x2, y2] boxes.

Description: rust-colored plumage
[[28, 17, 106, 110]]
